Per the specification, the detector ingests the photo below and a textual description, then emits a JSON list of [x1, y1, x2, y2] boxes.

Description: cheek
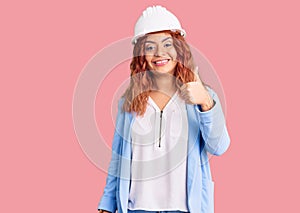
[[170, 49, 177, 60], [170, 61, 178, 68]]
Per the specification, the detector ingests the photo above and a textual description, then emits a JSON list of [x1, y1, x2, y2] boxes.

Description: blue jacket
[[98, 88, 230, 213]]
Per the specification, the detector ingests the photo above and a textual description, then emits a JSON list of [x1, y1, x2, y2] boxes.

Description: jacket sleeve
[[97, 99, 125, 212], [195, 87, 230, 156]]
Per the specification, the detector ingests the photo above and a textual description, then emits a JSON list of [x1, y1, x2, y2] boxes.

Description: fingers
[[180, 83, 187, 91], [179, 92, 193, 104], [179, 82, 190, 95], [180, 82, 193, 104], [193, 66, 201, 82]]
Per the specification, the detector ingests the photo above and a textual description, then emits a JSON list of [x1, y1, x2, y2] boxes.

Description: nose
[[154, 44, 165, 56]]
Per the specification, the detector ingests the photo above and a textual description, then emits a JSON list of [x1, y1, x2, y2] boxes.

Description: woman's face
[[144, 32, 178, 75]]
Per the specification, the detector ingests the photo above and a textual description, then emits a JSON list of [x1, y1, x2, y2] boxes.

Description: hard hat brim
[[131, 29, 186, 45]]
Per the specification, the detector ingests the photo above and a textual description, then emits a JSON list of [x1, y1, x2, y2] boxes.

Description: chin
[[153, 65, 176, 74], [153, 68, 174, 75]]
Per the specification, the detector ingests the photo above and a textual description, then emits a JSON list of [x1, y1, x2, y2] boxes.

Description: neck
[[151, 72, 177, 96]]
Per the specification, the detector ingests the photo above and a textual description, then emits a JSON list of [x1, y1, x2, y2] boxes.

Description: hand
[[180, 66, 214, 111]]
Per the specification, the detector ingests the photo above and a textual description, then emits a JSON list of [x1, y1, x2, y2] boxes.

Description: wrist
[[200, 95, 214, 112]]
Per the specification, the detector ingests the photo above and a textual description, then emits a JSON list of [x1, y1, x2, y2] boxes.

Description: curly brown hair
[[122, 30, 200, 116]]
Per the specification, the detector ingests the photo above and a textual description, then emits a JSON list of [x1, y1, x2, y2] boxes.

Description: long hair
[[122, 30, 200, 116]]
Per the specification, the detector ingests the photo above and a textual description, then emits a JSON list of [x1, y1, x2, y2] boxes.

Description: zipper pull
[[159, 110, 163, 148]]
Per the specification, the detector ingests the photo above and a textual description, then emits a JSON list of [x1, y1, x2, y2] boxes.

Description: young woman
[[98, 5, 230, 213]]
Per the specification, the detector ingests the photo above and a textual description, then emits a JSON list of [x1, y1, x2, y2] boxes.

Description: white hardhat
[[132, 5, 186, 44]]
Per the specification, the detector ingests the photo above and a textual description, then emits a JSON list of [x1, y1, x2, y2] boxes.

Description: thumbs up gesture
[[179, 66, 214, 111]]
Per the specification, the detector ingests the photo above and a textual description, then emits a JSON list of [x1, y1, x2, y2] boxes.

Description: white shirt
[[128, 91, 189, 212]]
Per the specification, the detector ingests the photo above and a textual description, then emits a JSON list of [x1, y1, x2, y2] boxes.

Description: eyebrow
[[145, 37, 172, 44]]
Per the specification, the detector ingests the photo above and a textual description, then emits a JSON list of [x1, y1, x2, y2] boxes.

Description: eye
[[145, 45, 155, 52], [164, 42, 173, 48]]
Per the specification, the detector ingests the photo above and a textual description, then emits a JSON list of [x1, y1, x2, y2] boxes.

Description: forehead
[[145, 32, 173, 42]]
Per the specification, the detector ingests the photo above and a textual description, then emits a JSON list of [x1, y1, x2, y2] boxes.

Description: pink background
[[1, 0, 299, 212]]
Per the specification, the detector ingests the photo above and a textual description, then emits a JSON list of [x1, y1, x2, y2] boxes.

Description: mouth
[[152, 59, 170, 66]]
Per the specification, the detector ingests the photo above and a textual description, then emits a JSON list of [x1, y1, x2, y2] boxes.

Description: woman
[[98, 5, 230, 213]]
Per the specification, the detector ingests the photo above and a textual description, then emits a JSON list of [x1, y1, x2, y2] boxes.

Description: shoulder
[[117, 97, 135, 117], [118, 97, 126, 108]]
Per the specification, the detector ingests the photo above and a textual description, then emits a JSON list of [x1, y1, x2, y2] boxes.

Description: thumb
[[193, 66, 201, 82]]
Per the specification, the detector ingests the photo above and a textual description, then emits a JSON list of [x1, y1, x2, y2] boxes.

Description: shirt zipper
[[158, 110, 163, 148]]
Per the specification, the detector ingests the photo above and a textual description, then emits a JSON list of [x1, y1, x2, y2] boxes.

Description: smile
[[153, 59, 170, 66]]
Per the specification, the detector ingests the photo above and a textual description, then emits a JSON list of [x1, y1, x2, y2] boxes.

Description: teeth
[[154, 59, 168, 64]]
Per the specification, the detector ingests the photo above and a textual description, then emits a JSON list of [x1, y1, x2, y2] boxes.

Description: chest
[[149, 91, 173, 111]]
